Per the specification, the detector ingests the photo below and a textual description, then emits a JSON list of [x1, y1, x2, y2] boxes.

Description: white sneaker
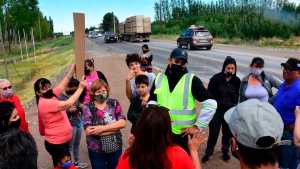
[[74, 162, 88, 169]]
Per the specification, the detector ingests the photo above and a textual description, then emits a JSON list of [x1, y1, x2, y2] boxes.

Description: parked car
[[177, 25, 213, 50], [104, 32, 118, 43], [88, 32, 98, 39]]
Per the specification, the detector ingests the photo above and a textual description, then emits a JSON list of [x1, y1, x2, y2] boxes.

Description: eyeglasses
[[1, 86, 12, 90]]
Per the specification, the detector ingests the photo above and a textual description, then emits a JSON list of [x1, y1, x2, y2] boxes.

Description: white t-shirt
[[130, 72, 156, 98]]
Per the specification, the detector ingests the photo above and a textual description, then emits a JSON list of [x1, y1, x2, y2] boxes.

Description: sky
[[39, 0, 300, 34], [39, 0, 156, 34]]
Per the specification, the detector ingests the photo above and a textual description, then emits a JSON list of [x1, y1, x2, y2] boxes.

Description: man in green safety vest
[[149, 48, 217, 153]]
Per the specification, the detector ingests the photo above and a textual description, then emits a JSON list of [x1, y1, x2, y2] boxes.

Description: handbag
[[98, 132, 122, 153]]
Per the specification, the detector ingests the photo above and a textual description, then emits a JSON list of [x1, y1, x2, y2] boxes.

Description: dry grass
[[0, 37, 74, 103]]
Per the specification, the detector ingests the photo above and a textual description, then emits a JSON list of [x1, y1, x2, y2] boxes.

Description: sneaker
[[201, 155, 210, 163], [222, 153, 231, 161], [74, 162, 88, 169]]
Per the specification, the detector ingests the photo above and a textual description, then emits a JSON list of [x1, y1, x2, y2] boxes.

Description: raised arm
[[58, 80, 86, 111], [56, 64, 76, 91]]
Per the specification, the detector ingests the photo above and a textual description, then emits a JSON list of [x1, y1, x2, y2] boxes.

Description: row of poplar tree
[[0, 0, 54, 52], [153, 0, 300, 39]]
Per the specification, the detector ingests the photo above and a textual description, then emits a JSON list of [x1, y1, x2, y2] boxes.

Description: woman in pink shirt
[[83, 58, 108, 104], [33, 65, 86, 167]]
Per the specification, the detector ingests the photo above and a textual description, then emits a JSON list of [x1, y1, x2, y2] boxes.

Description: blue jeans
[[88, 149, 122, 169], [279, 130, 300, 169], [69, 126, 82, 162]]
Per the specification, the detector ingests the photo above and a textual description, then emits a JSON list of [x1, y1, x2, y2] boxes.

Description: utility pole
[[112, 11, 116, 33]]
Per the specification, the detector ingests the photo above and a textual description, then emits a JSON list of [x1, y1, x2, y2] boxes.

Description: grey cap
[[224, 99, 284, 149]]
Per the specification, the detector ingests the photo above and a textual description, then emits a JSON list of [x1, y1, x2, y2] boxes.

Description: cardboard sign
[[73, 13, 85, 79]]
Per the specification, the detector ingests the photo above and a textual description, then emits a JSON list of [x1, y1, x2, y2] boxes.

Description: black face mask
[[9, 119, 21, 129], [170, 64, 185, 74], [65, 90, 76, 96], [84, 68, 92, 75], [0, 118, 21, 133], [42, 89, 56, 99], [225, 72, 234, 78]]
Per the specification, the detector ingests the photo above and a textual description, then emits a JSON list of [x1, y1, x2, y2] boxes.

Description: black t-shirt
[[127, 96, 148, 132]]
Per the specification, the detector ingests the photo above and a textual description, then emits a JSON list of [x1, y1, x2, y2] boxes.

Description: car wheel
[[206, 46, 212, 50], [177, 42, 182, 48]]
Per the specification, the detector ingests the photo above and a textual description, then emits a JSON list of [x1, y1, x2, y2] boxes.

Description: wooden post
[[31, 28, 36, 63], [23, 29, 29, 58], [0, 24, 9, 78], [73, 13, 85, 79], [18, 30, 23, 61]]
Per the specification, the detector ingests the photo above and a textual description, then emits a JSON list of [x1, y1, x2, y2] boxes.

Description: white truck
[[118, 15, 151, 42]]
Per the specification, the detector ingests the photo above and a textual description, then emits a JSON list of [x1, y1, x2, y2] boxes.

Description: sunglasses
[[1, 86, 12, 90]]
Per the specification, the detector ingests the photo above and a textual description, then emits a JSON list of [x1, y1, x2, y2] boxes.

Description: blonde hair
[[0, 79, 10, 84]]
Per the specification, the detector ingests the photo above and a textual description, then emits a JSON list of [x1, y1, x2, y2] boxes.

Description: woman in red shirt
[[116, 105, 206, 169], [0, 79, 29, 133]]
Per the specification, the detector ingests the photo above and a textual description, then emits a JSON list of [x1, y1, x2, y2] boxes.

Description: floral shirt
[[82, 98, 126, 152]]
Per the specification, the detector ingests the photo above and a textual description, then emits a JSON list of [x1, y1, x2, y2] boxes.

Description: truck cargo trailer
[[119, 15, 151, 42]]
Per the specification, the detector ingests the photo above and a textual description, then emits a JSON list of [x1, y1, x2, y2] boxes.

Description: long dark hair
[[126, 106, 173, 169], [33, 78, 51, 104]]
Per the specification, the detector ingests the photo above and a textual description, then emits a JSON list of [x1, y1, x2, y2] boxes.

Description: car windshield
[[194, 31, 210, 37]]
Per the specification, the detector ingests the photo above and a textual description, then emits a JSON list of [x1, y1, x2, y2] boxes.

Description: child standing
[[59, 78, 88, 169], [127, 75, 150, 132]]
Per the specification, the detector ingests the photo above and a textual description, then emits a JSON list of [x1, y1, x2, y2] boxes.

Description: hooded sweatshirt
[[207, 56, 241, 114]]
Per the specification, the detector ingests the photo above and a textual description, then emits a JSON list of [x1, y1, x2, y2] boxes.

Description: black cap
[[281, 58, 300, 71], [170, 48, 188, 63]]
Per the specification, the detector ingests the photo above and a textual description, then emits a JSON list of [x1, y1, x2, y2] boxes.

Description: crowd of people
[[0, 44, 299, 169]]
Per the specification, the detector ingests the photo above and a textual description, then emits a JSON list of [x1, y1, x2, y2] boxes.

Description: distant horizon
[[38, 0, 300, 35]]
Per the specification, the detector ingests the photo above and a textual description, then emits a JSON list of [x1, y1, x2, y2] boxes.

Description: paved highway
[[91, 37, 299, 82]]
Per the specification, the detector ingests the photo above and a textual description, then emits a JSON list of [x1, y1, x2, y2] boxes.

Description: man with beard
[[0, 101, 38, 169], [149, 48, 217, 153]]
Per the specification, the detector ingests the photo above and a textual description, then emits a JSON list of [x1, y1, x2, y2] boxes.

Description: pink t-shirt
[[83, 71, 99, 104], [38, 87, 72, 144], [116, 145, 195, 169]]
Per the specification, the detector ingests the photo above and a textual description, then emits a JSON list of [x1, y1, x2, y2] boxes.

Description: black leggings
[[44, 141, 70, 167]]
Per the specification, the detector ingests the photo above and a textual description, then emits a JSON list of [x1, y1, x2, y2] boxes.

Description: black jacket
[[208, 72, 240, 114], [149, 66, 209, 102], [208, 56, 241, 114]]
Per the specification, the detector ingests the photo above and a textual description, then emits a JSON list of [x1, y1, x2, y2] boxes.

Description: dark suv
[[177, 26, 213, 50], [104, 32, 118, 43]]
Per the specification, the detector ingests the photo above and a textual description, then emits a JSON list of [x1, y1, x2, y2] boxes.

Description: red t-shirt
[[0, 94, 29, 133], [116, 145, 196, 169], [38, 87, 72, 144]]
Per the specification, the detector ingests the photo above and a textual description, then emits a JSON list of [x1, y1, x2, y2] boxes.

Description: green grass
[[0, 37, 74, 103]]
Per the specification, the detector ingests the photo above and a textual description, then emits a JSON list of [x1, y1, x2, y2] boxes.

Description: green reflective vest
[[154, 72, 196, 134]]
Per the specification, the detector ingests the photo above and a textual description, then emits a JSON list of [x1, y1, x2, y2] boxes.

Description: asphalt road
[[91, 37, 300, 82]]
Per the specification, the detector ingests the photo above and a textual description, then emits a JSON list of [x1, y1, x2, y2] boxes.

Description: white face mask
[[250, 68, 263, 76]]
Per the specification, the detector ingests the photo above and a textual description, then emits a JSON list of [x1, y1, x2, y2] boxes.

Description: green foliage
[[153, 0, 300, 40], [0, 0, 54, 51], [101, 12, 119, 32]]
